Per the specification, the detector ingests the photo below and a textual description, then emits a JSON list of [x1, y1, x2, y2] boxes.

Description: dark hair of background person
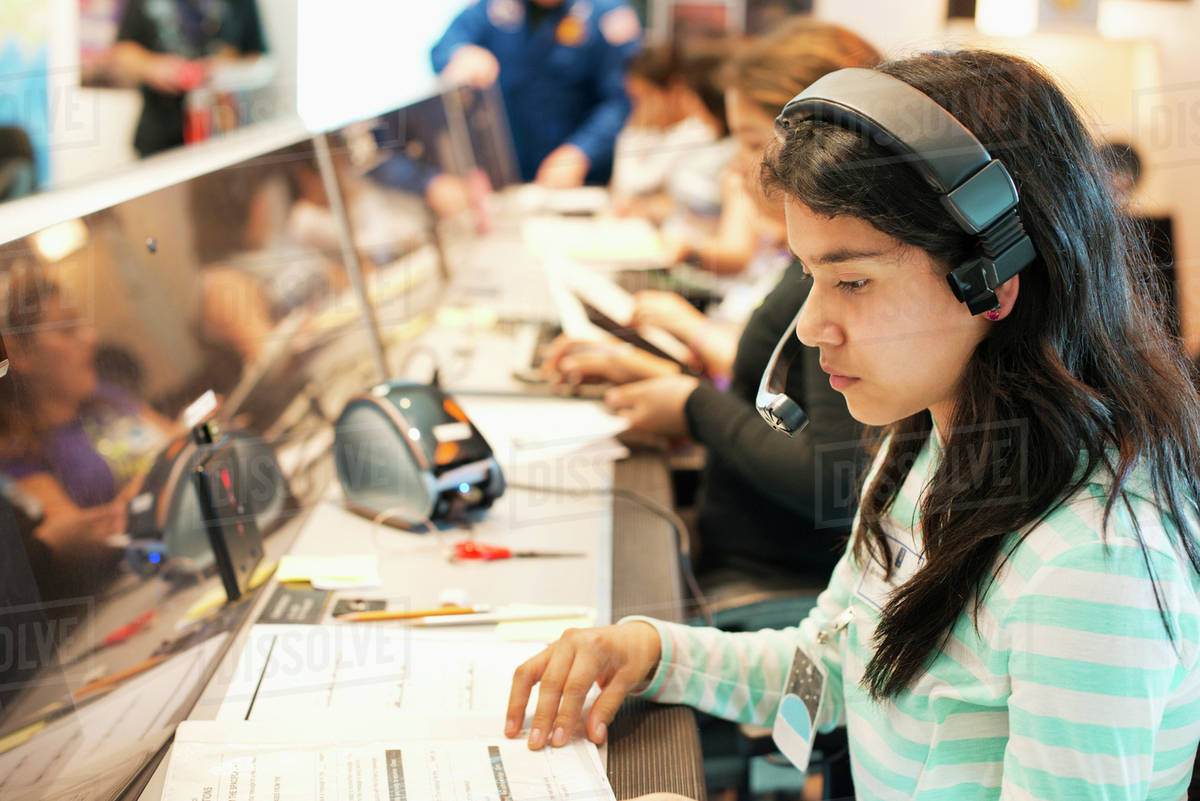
[[721, 16, 882, 119], [628, 42, 677, 88], [0, 268, 62, 457], [0, 126, 38, 201], [676, 44, 733, 137], [763, 50, 1200, 699], [628, 39, 734, 137]]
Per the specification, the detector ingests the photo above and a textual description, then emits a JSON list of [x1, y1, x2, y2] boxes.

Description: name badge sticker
[[772, 646, 826, 772]]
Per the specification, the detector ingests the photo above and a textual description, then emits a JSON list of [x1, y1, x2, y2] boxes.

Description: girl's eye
[[796, 267, 866, 293]]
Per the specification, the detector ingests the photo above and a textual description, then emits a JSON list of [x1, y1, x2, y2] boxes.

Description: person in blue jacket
[[431, 0, 642, 187]]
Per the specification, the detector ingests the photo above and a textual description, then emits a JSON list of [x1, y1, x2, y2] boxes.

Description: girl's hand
[[442, 44, 501, 89], [541, 337, 679, 386], [604, 375, 699, 438], [506, 621, 662, 750], [631, 291, 706, 343]]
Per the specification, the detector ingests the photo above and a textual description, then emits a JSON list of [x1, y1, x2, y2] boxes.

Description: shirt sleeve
[[620, 540, 859, 732], [999, 534, 1191, 799], [562, 5, 640, 168], [684, 376, 859, 524], [115, 0, 156, 48], [431, 2, 491, 74], [218, 0, 268, 54], [367, 153, 440, 195], [684, 263, 861, 524]]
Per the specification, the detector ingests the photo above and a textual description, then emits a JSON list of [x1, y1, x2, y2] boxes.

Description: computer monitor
[[0, 132, 420, 801]]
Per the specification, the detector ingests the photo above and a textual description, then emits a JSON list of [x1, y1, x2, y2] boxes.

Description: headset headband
[[775, 68, 1036, 314]]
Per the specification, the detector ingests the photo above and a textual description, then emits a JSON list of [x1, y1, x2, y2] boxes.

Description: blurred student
[[611, 42, 732, 219], [0, 274, 174, 565], [431, 0, 642, 188]]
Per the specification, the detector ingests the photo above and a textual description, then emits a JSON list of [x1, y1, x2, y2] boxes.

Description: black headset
[[756, 67, 1038, 435]]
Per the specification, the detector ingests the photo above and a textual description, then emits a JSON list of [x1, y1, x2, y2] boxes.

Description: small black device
[[333, 381, 505, 526], [190, 423, 265, 601], [126, 429, 287, 569], [758, 67, 1039, 435]]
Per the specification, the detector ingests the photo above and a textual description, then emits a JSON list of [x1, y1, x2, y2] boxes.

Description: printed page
[[217, 626, 545, 722], [163, 719, 614, 801]]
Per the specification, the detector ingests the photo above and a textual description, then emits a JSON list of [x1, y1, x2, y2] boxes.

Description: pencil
[[335, 605, 488, 622], [416, 607, 593, 627]]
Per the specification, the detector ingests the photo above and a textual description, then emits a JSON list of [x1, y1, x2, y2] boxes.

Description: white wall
[[296, 2, 469, 132], [814, 0, 949, 56]]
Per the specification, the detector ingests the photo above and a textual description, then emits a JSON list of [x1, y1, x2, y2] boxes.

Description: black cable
[[506, 481, 714, 626]]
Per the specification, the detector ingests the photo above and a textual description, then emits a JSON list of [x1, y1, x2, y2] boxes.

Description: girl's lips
[[829, 374, 860, 391]]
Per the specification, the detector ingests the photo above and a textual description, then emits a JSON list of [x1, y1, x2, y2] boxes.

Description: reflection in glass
[[0, 130, 438, 801], [93, 0, 274, 157]]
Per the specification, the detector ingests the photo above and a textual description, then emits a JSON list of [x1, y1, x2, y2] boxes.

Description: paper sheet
[[217, 625, 545, 721], [163, 719, 614, 801], [545, 258, 693, 363], [523, 216, 666, 266], [455, 396, 630, 467], [275, 554, 382, 590]]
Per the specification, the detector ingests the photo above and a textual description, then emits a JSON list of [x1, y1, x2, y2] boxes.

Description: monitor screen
[[0, 132, 431, 801]]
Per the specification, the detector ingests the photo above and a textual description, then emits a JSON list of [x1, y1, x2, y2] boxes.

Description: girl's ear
[[990, 273, 1020, 320]]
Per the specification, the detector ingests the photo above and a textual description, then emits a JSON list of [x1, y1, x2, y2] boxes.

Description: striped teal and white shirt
[[629, 433, 1200, 800]]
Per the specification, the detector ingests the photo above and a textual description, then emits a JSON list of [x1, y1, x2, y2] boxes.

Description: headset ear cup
[[946, 265, 973, 305], [947, 260, 1000, 316]]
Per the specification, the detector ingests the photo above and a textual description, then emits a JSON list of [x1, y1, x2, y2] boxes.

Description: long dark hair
[[763, 50, 1200, 699], [0, 266, 61, 457]]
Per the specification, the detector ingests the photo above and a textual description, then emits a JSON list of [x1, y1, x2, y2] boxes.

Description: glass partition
[[0, 128, 437, 801]]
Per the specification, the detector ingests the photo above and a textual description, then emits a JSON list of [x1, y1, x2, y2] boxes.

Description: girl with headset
[[504, 50, 1200, 799]]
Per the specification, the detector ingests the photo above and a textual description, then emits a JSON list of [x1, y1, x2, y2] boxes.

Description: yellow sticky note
[[496, 605, 596, 643], [275, 555, 381, 589]]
